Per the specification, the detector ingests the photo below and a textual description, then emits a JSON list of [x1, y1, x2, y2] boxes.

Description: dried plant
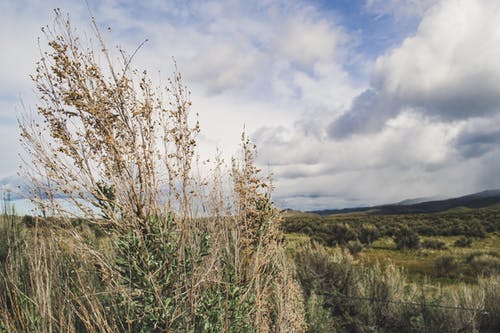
[[14, 10, 305, 332]]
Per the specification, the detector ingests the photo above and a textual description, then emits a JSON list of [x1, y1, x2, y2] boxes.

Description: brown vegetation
[[5, 11, 306, 332]]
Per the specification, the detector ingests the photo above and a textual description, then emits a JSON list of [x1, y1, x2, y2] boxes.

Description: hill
[[309, 189, 500, 215]]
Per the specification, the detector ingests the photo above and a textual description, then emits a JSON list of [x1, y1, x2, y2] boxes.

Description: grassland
[[360, 234, 500, 283], [283, 206, 500, 284], [2, 204, 500, 332]]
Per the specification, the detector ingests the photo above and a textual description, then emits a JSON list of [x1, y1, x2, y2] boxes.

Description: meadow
[[2, 203, 500, 332], [282, 207, 500, 332]]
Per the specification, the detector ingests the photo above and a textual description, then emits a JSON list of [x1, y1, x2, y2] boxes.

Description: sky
[[1, 0, 500, 211]]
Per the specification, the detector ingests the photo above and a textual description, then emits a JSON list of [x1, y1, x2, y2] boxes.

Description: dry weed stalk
[[231, 133, 305, 332], [16, 11, 305, 332]]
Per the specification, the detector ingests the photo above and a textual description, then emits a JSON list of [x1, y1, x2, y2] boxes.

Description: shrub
[[435, 256, 458, 277], [15, 11, 306, 332], [326, 223, 358, 246], [466, 252, 500, 276], [358, 223, 380, 245], [454, 236, 472, 247], [479, 276, 500, 331], [421, 239, 447, 250], [347, 239, 364, 255], [292, 240, 497, 332], [464, 221, 486, 238], [21, 215, 35, 227], [304, 293, 336, 333], [394, 225, 420, 250]]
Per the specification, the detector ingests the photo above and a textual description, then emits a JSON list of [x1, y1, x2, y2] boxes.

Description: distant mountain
[[306, 206, 374, 216], [394, 196, 446, 206], [309, 189, 500, 216]]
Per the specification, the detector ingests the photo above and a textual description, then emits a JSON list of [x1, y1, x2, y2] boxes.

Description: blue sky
[[2, 0, 500, 210]]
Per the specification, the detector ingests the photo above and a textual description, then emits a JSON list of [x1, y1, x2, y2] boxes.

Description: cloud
[[0, 175, 29, 200], [453, 115, 500, 158], [255, 109, 475, 210], [0, 124, 23, 178], [3, 0, 500, 211], [274, 15, 345, 67], [210, 105, 500, 213], [328, 89, 395, 138], [375, 0, 500, 117], [331, 0, 500, 138], [0, 0, 356, 174], [455, 130, 500, 159]]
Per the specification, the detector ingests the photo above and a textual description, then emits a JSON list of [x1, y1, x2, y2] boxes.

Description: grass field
[[358, 233, 500, 284], [283, 207, 500, 285]]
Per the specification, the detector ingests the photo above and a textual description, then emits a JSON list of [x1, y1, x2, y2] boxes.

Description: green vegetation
[[289, 240, 500, 333], [282, 208, 500, 332], [283, 209, 500, 282]]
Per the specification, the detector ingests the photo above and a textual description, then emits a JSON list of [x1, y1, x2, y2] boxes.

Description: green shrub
[[421, 239, 447, 250], [358, 223, 380, 245], [346, 239, 364, 255], [466, 252, 500, 276], [394, 225, 420, 250], [435, 256, 458, 277], [454, 236, 472, 247], [305, 293, 336, 333], [327, 223, 358, 246], [465, 221, 486, 238], [21, 215, 35, 227], [13, 11, 307, 332]]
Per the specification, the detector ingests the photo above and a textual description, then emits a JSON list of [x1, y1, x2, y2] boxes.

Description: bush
[[326, 223, 357, 246], [347, 239, 364, 255], [454, 236, 472, 247], [464, 221, 486, 238], [394, 225, 420, 250], [435, 256, 458, 277], [21, 215, 35, 227], [14, 11, 306, 332], [358, 223, 380, 245], [479, 276, 500, 331], [466, 252, 500, 276], [421, 239, 447, 250], [292, 241, 499, 332], [305, 293, 336, 333]]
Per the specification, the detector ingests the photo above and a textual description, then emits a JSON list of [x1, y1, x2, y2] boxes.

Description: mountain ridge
[[307, 189, 500, 215]]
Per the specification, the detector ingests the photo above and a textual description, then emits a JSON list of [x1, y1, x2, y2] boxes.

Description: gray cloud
[[328, 89, 397, 138], [454, 128, 500, 159]]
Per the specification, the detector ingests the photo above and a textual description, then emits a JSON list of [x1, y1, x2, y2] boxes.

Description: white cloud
[[0, 0, 360, 189], [331, 0, 500, 138], [0, 124, 22, 178], [274, 16, 344, 67], [374, 0, 500, 119]]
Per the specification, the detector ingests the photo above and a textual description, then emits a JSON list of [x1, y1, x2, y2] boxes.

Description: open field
[[360, 234, 500, 284], [2, 204, 500, 332], [281, 208, 500, 332], [283, 207, 500, 284]]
